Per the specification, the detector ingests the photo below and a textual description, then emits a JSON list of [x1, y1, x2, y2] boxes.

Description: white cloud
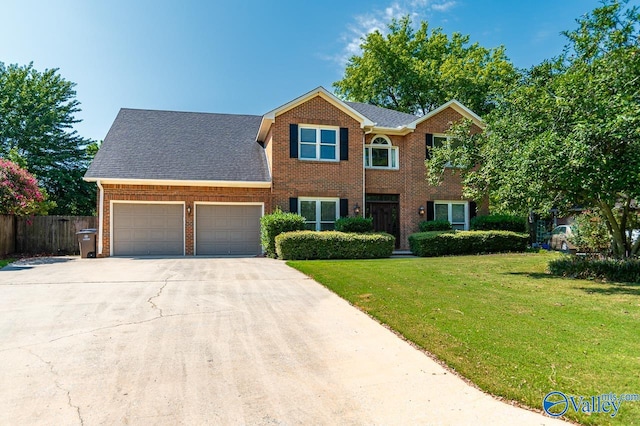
[[330, 0, 458, 67], [431, 1, 457, 12]]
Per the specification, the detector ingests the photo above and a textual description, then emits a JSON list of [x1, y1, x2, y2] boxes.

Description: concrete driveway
[[0, 257, 567, 425]]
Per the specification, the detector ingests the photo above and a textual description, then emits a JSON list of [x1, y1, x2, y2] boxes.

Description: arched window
[[365, 135, 398, 169]]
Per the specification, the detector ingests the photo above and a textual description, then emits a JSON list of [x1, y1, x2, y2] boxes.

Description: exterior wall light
[[353, 203, 361, 215], [418, 206, 426, 216]]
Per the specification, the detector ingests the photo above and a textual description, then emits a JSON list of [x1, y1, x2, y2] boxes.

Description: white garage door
[[196, 204, 262, 255], [112, 203, 184, 256]]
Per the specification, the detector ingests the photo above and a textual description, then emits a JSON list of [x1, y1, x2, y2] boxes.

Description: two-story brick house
[[85, 86, 485, 256]]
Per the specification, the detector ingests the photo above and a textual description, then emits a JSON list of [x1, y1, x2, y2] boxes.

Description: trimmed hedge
[[276, 231, 395, 260], [260, 209, 306, 258], [334, 216, 374, 233], [419, 219, 453, 232], [409, 230, 528, 257], [470, 214, 527, 233], [548, 256, 640, 283]]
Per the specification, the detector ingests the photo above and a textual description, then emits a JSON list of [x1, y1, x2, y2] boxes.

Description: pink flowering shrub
[[0, 158, 46, 216]]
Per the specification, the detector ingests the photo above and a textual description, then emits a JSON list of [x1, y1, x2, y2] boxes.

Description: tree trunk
[[598, 201, 627, 258]]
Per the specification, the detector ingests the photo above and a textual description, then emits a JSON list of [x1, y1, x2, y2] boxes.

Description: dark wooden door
[[366, 201, 400, 248]]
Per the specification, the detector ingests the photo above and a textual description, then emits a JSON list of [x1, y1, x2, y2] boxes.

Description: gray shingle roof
[[85, 109, 270, 183], [345, 102, 418, 128]]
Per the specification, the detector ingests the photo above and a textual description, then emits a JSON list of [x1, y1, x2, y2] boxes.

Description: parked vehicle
[[549, 224, 638, 254], [549, 225, 576, 252]]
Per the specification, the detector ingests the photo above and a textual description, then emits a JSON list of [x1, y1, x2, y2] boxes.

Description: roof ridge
[[118, 107, 262, 118], [344, 101, 419, 128], [344, 101, 418, 116]]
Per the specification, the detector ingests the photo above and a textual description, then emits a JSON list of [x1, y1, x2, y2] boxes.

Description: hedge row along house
[[84, 87, 485, 256]]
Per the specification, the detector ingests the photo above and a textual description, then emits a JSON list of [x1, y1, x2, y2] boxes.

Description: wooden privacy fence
[[0, 215, 15, 256], [0, 215, 97, 256]]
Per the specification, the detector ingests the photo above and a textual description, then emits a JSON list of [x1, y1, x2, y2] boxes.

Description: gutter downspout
[[96, 180, 104, 256], [363, 127, 376, 216], [362, 132, 366, 215]]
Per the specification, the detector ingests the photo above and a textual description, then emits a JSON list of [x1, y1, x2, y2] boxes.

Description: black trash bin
[[76, 229, 97, 258]]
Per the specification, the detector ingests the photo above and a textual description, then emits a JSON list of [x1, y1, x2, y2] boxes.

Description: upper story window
[[365, 135, 399, 170], [433, 134, 462, 167], [433, 135, 449, 150], [299, 126, 339, 161]]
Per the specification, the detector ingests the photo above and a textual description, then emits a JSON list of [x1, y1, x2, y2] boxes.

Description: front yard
[[288, 252, 640, 425]]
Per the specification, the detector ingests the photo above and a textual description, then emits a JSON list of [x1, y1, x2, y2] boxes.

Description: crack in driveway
[[25, 349, 84, 425], [147, 279, 168, 317], [0, 309, 238, 355]]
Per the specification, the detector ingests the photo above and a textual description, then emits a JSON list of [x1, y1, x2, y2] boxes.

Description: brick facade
[[100, 184, 271, 256], [361, 109, 486, 248], [268, 96, 363, 212], [96, 91, 485, 255]]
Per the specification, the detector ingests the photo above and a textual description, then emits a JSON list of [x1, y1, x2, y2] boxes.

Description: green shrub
[[409, 230, 528, 257], [260, 209, 307, 258], [568, 212, 612, 254], [548, 256, 640, 283], [470, 214, 527, 233], [334, 216, 374, 233], [419, 220, 453, 232], [276, 231, 395, 260]]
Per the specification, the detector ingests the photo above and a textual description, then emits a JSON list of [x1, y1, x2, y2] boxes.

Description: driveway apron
[[0, 257, 568, 425]]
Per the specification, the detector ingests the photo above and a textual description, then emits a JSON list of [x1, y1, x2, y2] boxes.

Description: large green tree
[[427, 0, 640, 257], [0, 62, 96, 215], [334, 16, 518, 116]]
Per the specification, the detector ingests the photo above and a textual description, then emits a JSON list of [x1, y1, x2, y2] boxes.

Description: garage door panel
[[196, 205, 261, 255], [145, 217, 166, 227], [113, 204, 184, 256], [211, 230, 229, 240], [229, 232, 245, 242], [229, 217, 245, 228]]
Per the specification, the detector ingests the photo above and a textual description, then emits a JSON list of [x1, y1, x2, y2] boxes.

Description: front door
[[366, 194, 400, 248]]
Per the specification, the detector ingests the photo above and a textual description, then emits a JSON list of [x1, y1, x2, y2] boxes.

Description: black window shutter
[[289, 197, 298, 213], [340, 199, 348, 217], [425, 133, 433, 160], [340, 128, 349, 161], [426, 201, 435, 221], [469, 201, 477, 219], [290, 124, 298, 158]]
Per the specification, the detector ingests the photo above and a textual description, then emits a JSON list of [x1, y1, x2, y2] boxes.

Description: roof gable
[[408, 100, 485, 130], [256, 88, 484, 140], [256, 87, 374, 141]]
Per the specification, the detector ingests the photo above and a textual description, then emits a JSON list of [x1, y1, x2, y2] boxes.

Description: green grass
[[0, 258, 14, 269], [288, 252, 640, 425]]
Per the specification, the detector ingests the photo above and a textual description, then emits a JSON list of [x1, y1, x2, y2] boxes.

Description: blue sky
[[2, 0, 636, 142]]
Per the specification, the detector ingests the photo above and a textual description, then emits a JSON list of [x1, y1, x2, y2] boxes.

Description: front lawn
[[288, 253, 640, 425]]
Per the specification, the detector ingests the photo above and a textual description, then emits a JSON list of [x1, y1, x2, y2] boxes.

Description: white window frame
[[299, 125, 340, 162], [434, 201, 469, 230], [298, 197, 340, 231], [432, 134, 460, 168], [432, 134, 449, 148], [364, 135, 399, 170]]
